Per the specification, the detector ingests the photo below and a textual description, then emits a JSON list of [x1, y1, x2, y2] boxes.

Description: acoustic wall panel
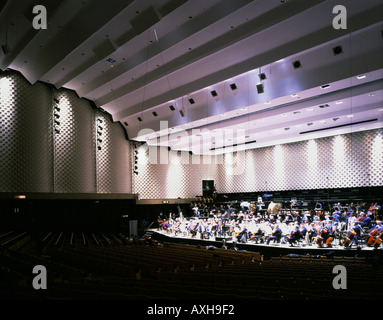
[[95, 111, 131, 193], [52, 89, 96, 193], [0, 69, 132, 195], [217, 129, 383, 194], [0, 70, 53, 192], [131, 129, 382, 199], [132, 145, 219, 199]]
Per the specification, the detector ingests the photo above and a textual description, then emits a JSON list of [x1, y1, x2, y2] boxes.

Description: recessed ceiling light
[[335, 101, 343, 104], [281, 114, 288, 117], [241, 107, 248, 110], [320, 120, 327, 123], [265, 101, 271, 104], [347, 114, 354, 118], [306, 107, 314, 111], [291, 93, 299, 97], [221, 113, 226, 116], [357, 75, 366, 79], [369, 93, 376, 97]]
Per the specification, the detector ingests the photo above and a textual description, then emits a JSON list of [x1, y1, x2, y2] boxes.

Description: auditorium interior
[[0, 0, 383, 302]]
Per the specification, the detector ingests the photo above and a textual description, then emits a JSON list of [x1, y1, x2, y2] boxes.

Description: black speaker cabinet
[[202, 180, 214, 197]]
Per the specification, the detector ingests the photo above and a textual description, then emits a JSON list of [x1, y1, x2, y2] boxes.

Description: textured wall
[[1, 70, 381, 198], [0, 70, 53, 192], [133, 129, 383, 199], [95, 111, 131, 193], [52, 89, 96, 193], [0, 70, 132, 195], [132, 145, 220, 199], [218, 129, 383, 193]]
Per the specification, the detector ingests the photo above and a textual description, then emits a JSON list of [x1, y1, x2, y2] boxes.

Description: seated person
[[266, 225, 282, 245], [288, 226, 301, 246]]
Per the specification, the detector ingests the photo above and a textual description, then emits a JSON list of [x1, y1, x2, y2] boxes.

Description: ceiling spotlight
[[106, 58, 116, 64], [320, 84, 331, 89], [230, 83, 237, 90], [188, 98, 195, 104], [258, 73, 267, 81], [307, 123, 314, 126], [292, 60, 301, 69], [319, 104, 329, 108], [332, 45, 343, 55], [357, 75, 366, 79], [210, 90, 218, 97], [333, 117, 340, 121]]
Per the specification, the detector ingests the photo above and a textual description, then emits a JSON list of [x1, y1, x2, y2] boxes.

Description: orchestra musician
[[156, 197, 381, 251], [316, 221, 335, 248], [266, 224, 282, 245], [366, 221, 383, 247], [288, 225, 301, 247], [343, 224, 362, 248]]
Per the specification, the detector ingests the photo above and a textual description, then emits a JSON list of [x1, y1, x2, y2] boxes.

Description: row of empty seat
[[0, 232, 382, 300]]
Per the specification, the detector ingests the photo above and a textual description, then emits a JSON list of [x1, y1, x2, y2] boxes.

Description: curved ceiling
[[1, 0, 382, 154]]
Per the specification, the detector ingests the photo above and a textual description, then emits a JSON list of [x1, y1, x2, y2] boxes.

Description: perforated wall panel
[[132, 146, 219, 199], [95, 111, 131, 193], [218, 129, 383, 194], [0, 70, 53, 192], [0, 70, 132, 195], [132, 129, 382, 199], [52, 89, 96, 193]]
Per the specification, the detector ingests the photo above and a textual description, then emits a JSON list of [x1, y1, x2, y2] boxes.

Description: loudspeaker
[[202, 180, 214, 197], [256, 83, 264, 94]]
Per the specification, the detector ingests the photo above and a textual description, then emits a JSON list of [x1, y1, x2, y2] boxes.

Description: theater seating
[[0, 231, 382, 300]]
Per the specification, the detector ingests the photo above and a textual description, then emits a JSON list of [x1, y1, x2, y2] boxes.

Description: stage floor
[[150, 229, 382, 259]]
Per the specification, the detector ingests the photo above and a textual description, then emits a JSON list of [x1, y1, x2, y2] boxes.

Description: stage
[[150, 229, 383, 260]]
